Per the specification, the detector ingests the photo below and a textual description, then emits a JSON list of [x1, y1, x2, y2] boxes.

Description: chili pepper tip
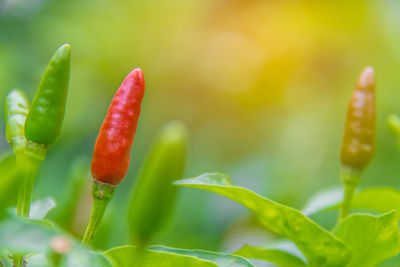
[[160, 120, 188, 144], [59, 43, 71, 51], [127, 68, 145, 88], [54, 44, 71, 60], [387, 114, 400, 137], [356, 66, 374, 92]]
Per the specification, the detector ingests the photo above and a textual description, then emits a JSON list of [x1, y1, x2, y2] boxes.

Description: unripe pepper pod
[[20, 44, 71, 217], [91, 68, 145, 185], [5, 89, 30, 152], [25, 44, 71, 146], [387, 114, 400, 151], [387, 114, 400, 137], [340, 67, 375, 171], [5, 89, 30, 217], [128, 120, 188, 246]]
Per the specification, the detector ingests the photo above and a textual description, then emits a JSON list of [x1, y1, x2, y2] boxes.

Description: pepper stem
[[81, 180, 116, 247], [16, 185, 24, 217], [13, 138, 27, 217], [338, 166, 361, 221], [21, 161, 40, 217], [339, 182, 356, 220], [21, 140, 47, 218]]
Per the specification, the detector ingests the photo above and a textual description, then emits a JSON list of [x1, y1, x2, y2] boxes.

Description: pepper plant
[[1, 46, 400, 267]]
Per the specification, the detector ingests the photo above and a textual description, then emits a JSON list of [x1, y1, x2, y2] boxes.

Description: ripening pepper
[[82, 68, 145, 247], [128, 121, 188, 246], [339, 67, 375, 221], [5, 89, 30, 152], [340, 66, 375, 171], [25, 44, 71, 146], [91, 68, 145, 185]]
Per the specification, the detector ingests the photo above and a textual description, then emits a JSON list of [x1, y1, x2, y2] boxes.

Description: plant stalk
[[339, 182, 356, 220], [21, 140, 47, 218], [81, 180, 115, 247], [16, 185, 24, 217], [338, 166, 361, 221], [13, 139, 27, 218], [12, 255, 25, 267], [21, 161, 40, 217]]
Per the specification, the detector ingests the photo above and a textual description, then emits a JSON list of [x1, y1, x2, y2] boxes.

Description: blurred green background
[[1, 0, 400, 255]]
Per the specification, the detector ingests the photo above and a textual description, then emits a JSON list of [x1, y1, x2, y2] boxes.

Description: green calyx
[[92, 179, 116, 201], [340, 166, 361, 187], [128, 120, 188, 246], [5, 89, 29, 152], [25, 43, 71, 146], [24, 140, 47, 163]]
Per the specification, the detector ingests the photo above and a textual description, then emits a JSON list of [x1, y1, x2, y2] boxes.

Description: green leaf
[[63, 246, 111, 267], [304, 187, 400, 217], [234, 243, 307, 267], [0, 218, 111, 266], [0, 219, 55, 254], [29, 197, 56, 220], [25, 245, 112, 267], [351, 187, 400, 213], [0, 249, 9, 267], [334, 211, 400, 267], [150, 246, 254, 267], [23, 253, 47, 267], [302, 187, 342, 216], [380, 254, 400, 267], [104, 245, 217, 267], [175, 173, 351, 266]]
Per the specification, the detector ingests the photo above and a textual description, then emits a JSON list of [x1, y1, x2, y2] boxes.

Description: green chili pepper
[[4, 89, 30, 216], [387, 114, 400, 151], [128, 121, 188, 246], [388, 114, 400, 136], [53, 156, 90, 231], [25, 43, 71, 146], [20, 44, 71, 217], [5, 89, 29, 153], [339, 66, 375, 221]]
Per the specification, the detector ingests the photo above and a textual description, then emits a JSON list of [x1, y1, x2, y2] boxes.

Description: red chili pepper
[[91, 68, 145, 185]]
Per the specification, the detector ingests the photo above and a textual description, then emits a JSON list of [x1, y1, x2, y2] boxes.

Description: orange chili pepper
[[340, 67, 375, 170]]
